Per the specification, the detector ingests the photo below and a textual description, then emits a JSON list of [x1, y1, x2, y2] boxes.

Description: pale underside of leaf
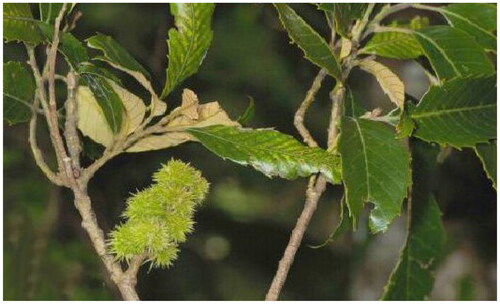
[[358, 59, 405, 109], [77, 86, 114, 147], [77, 81, 148, 147], [108, 81, 145, 135], [126, 132, 191, 153], [126, 89, 238, 152]]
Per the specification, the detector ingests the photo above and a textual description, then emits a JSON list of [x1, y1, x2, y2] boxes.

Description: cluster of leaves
[[274, 2, 496, 300], [3, 3, 342, 182], [109, 160, 209, 268], [3, 2, 343, 273], [3, 2, 497, 300]]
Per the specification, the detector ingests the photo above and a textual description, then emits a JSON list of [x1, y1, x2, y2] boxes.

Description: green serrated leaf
[[414, 26, 494, 80], [4, 3, 44, 44], [360, 16, 429, 59], [412, 75, 496, 148], [474, 141, 497, 190], [338, 117, 411, 233], [274, 4, 342, 80], [382, 140, 445, 300], [161, 3, 215, 98], [39, 3, 64, 24], [187, 125, 341, 183], [86, 33, 151, 79], [80, 74, 124, 134], [419, 3, 496, 51], [37, 23, 89, 69], [3, 62, 36, 125], [331, 3, 368, 37]]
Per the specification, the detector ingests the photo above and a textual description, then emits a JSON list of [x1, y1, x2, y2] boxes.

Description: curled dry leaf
[[358, 59, 405, 109], [126, 89, 239, 152]]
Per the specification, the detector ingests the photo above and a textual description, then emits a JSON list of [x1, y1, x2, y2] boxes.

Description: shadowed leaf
[[3, 62, 36, 125], [412, 75, 496, 148], [338, 117, 411, 233]]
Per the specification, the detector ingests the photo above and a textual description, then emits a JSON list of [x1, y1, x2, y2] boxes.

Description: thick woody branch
[[73, 190, 139, 301]]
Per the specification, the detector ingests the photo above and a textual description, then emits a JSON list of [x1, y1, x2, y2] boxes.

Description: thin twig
[[72, 191, 139, 301], [29, 92, 63, 185], [265, 175, 327, 300], [294, 69, 327, 148]]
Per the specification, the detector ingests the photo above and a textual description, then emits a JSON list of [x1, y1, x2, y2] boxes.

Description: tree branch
[[64, 70, 81, 174], [265, 175, 327, 301], [327, 83, 346, 152], [44, 4, 74, 182], [294, 69, 327, 148], [72, 189, 139, 301], [29, 91, 63, 186]]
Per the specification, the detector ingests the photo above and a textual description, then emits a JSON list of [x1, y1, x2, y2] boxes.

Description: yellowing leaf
[[87, 34, 167, 117], [77, 86, 114, 147], [339, 38, 352, 59], [168, 89, 239, 129], [108, 81, 145, 135], [358, 59, 405, 109], [126, 132, 191, 153], [180, 89, 199, 120], [126, 89, 239, 153], [77, 81, 148, 147]]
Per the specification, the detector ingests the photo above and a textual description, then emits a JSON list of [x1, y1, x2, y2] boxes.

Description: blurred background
[[3, 3, 496, 300]]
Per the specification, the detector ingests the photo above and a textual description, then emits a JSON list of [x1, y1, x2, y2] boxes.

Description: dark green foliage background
[[3, 4, 496, 300]]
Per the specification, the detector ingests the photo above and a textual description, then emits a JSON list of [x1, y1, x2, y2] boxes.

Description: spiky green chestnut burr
[[109, 160, 209, 268]]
